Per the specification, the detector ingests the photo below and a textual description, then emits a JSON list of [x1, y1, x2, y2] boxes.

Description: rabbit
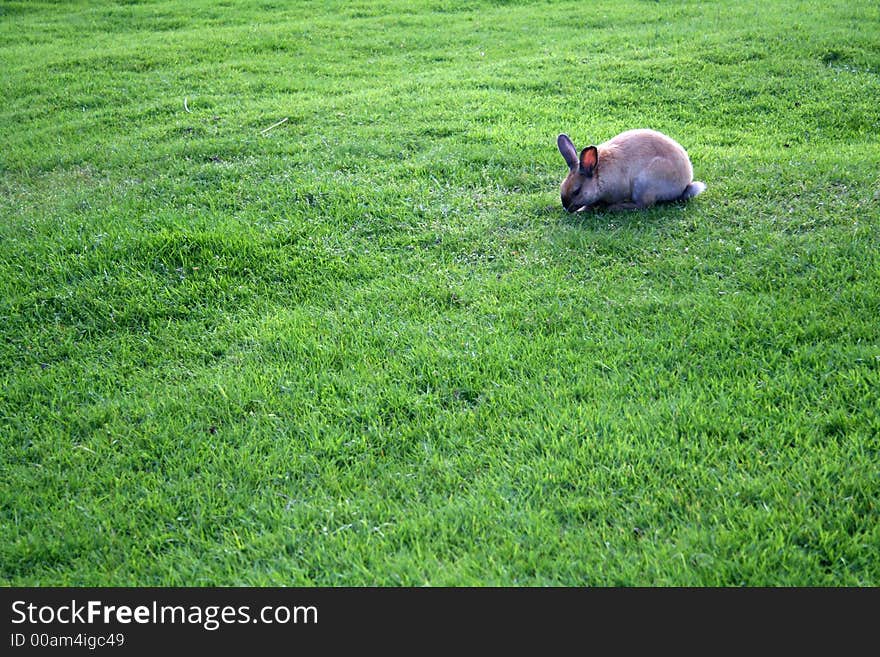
[[556, 129, 706, 212]]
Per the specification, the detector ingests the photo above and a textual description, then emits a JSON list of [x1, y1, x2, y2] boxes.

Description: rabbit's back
[[603, 129, 692, 175]]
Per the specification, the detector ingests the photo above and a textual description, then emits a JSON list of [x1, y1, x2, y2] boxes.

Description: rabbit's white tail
[[680, 181, 706, 200]]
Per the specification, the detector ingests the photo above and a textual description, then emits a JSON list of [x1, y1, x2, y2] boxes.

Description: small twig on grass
[[260, 117, 288, 135], [184, 97, 192, 113]]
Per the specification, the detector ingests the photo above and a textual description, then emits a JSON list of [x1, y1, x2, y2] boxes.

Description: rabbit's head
[[557, 134, 600, 212]]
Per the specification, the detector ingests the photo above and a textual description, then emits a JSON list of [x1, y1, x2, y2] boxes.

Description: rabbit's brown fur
[[557, 129, 705, 212]]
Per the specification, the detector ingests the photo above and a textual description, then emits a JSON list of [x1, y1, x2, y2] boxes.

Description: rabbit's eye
[[572, 186, 581, 195]]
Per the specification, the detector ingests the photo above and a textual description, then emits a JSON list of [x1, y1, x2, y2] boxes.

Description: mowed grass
[[1, 0, 878, 586]]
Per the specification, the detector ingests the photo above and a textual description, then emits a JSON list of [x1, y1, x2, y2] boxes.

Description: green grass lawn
[[1, 0, 878, 586]]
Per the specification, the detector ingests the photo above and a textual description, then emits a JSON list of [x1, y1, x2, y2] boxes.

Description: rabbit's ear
[[557, 134, 578, 170], [579, 146, 598, 177]]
